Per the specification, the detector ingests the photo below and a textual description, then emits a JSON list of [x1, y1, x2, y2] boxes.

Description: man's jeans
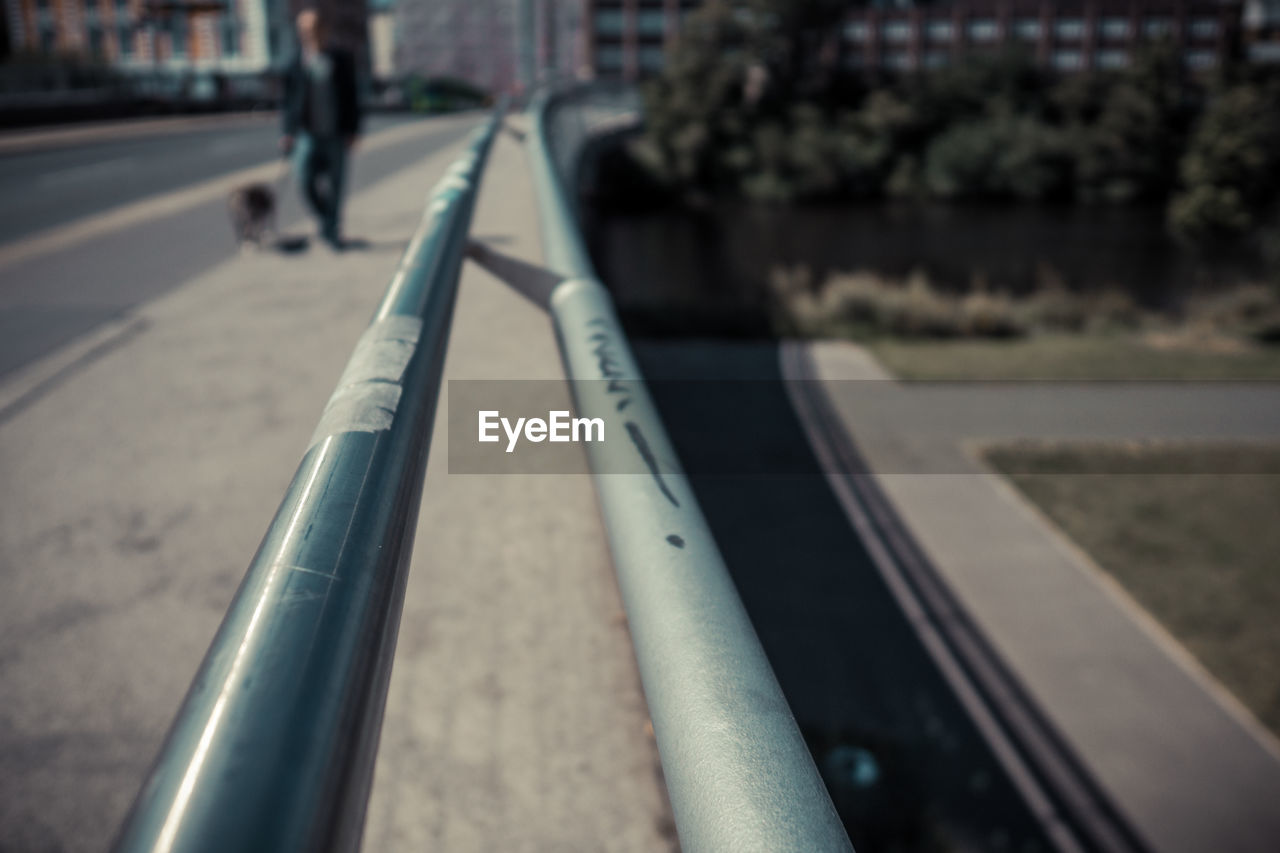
[[292, 132, 347, 243]]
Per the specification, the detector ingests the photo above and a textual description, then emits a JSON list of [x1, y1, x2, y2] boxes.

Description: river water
[[584, 198, 1266, 335]]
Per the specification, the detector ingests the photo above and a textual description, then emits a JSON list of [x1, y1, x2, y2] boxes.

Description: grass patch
[[985, 442, 1280, 738], [773, 267, 1280, 378], [868, 334, 1280, 379]]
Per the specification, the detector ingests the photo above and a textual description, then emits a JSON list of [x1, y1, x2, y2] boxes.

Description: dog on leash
[[227, 182, 277, 250]]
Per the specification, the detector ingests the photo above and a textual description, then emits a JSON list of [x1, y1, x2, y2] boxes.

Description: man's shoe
[[321, 228, 344, 252]]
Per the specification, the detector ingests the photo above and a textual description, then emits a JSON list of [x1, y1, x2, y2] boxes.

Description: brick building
[[581, 0, 1253, 80], [2, 0, 275, 72]]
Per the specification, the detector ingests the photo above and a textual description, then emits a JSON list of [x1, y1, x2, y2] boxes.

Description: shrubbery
[[771, 266, 1280, 342], [638, 0, 1280, 252]]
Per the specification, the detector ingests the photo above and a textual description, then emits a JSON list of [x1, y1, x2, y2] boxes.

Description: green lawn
[[985, 443, 1280, 738], [869, 334, 1280, 380]]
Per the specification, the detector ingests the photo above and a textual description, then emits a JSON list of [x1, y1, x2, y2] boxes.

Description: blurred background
[[2, 1, 1279, 852]]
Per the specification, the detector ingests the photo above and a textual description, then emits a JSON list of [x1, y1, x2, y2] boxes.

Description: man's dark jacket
[[281, 49, 361, 138]]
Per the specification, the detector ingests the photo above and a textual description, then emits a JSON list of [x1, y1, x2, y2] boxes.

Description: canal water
[[584, 197, 1267, 336], [630, 341, 1079, 852]]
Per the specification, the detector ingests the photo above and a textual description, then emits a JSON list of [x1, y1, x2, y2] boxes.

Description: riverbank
[[984, 442, 1280, 738]]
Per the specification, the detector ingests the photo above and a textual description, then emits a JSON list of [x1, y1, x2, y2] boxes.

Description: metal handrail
[[113, 109, 502, 853], [529, 89, 854, 852]]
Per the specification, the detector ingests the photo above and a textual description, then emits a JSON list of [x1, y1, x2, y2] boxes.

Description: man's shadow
[[269, 235, 406, 254]]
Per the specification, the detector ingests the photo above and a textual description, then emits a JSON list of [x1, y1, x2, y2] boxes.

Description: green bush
[[923, 116, 1069, 200], [638, 4, 1280, 260], [1170, 82, 1280, 239]]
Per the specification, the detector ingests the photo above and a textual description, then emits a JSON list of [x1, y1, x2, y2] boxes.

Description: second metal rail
[[529, 89, 854, 852]]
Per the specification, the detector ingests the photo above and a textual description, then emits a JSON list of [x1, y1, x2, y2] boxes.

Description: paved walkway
[[795, 340, 1280, 853], [0, 120, 672, 851]]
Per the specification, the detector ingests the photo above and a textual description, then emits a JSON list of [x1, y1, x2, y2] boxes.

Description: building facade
[[393, 0, 519, 92], [391, 0, 580, 94], [3, 0, 274, 72], [582, 0, 1253, 80]]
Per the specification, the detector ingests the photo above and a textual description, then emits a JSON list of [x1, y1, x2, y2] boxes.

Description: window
[[1189, 19, 1218, 39], [170, 12, 187, 58], [639, 46, 664, 71], [267, 23, 282, 60], [117, 25, 133, 58], [222, 17, 239, 57], [968, 19, 999, 41], [637, 10, 664, 37], [1099, 18, 1129, 39], [882, 21, 912, 44], [845, 21, 869, 43], [595, 45, 623, 70], [1052, 50, 1083, 70], [1055, 19, 1086, 40], [923, 50, 949, 68], [1144, 18, 1174, 38], [40, 26, 56, 54], [926, 20, 953, 42], [883, 51, 913, 70], [1247, 41, 1280, 63], [1184, 50, 1216, 69], [1095, 49, 1128, 68], [88, 25, 103, 57], [1014, 19, 1041, 40], [595, 10, 624, 36]]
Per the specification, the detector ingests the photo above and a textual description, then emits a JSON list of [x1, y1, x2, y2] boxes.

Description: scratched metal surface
[[529, 89, 853, 852], [111, 116, 502, 853]]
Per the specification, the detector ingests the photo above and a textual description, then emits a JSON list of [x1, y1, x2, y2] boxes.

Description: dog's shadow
[[248, 234, 409, 256], [273, 234, 311, 254]]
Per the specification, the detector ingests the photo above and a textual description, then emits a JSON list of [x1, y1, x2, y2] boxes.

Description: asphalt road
[[0, 112, 475, 379], [0, 113, 420, 244]]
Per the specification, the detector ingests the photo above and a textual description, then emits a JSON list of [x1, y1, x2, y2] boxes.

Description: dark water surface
[[586, 199, 1264, 325], [579, 193, 1177, 848]]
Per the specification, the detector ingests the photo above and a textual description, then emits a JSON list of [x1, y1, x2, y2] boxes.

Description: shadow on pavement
[[631, 339, 1060, 853]]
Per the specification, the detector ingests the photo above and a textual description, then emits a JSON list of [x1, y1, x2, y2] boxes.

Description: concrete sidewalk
[[0, 121, 672, 851], [794, 340, 1280, 853]]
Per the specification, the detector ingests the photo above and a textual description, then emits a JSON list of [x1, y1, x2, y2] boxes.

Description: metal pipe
[[113, 110, 503, 853], [528, 89, 854, 853]]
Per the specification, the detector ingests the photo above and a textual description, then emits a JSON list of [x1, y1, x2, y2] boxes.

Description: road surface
[[0, 112, 473, 379]]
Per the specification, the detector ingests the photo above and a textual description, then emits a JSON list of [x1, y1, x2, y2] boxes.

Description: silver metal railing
[[530, 87, 854, 853], [112, 109, 503, 853]]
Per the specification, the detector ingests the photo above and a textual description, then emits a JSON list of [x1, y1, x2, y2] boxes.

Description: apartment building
[[838, 0, 1241, 74], [3, 0, 274, 72], [393, 0, 519, 92], [582, 0, 1252, 79]]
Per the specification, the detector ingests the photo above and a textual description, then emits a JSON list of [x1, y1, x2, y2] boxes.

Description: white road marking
[[0, 312, 146, 420], [0, 115, 480, 273], [0, 112, 274, 156]]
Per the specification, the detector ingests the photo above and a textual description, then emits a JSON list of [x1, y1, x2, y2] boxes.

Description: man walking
[[280, 6, 361, 250]]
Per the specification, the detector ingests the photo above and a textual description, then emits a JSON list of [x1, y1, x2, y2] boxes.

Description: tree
[[1059, 42, 1189, 203], [1169, 79, 1280, 240]]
